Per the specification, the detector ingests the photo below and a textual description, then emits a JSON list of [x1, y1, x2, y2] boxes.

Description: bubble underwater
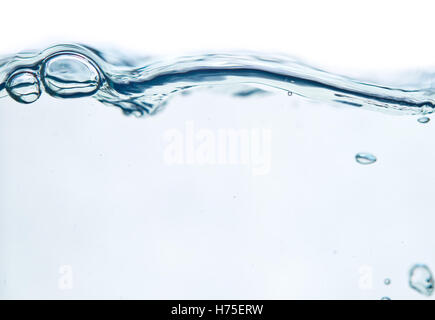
[[6, 70, 41, 104], [2, 44, 435, 299], [1, 43, 435, 117], [409, 264, 434, 296], [417, 116, 431, 124], [355, 153, 377, 165]]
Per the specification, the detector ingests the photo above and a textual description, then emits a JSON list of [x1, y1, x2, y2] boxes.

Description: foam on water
[[1, 44, 435, 116]]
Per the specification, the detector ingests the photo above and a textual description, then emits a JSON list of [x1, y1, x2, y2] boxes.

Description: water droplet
[[355, 152, 377, 165], [417, 117, 430, 124], [409, 264, 434, 296], [6, 71, 41, 104], [41, 53, 101, 98], [384, 278, 391, 285], [381, 296, 391, 300]]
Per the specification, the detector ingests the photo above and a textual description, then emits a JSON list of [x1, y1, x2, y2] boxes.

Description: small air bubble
[[384, 278, 391, 285], [355, 152, 377, 165], [131, 110, 144, 118], [6, 71, 41, 104], [381, 296, 391, 300], [287, 91, 292, 96], [417, 117, 430, 124], [409, 264, 434, 296]]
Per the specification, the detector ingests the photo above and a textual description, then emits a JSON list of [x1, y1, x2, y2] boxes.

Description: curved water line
[[0, 44, 433, 116]]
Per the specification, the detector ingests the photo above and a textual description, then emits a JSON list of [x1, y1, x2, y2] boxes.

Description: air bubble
[[355, 152, 377, 165], [409, 264, 434, 296], [384, 278, 391, 285], [417, 117, 430, 124], [287, 91, 293, 96], [381, 296, 391, 300], [6, 71, 41, 104], [41, 53, 101, 98]]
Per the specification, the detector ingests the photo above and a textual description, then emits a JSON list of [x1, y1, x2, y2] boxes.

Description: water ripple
[[0, 44, 434, 117]]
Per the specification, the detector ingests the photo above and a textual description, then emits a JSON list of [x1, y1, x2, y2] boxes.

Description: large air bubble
[[41, 53, 101, 98], [409, 264, 434, 296]]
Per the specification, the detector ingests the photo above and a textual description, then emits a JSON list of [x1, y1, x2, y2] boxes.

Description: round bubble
[[6, 71, 41, 104], [41, 53, 101, 98]]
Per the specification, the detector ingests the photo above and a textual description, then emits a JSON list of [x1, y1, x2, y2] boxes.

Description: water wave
[[0, 43, 434, 116]]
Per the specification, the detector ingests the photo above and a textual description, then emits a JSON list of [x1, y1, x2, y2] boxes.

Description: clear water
[[1, 43, 435, 117], [1, 44, 435, 299]]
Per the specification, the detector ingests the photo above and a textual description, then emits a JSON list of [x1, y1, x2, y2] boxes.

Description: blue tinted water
[[1, 44, 434, 117], [1, 44, 435, 299]]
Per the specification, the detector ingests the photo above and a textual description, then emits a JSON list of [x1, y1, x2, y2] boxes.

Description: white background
[[1, 0, 435, 299], [3, 0, 435, 74]]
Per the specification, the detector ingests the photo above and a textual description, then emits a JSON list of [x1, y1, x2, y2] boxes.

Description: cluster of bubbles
[[5, 53, 101, 104]]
